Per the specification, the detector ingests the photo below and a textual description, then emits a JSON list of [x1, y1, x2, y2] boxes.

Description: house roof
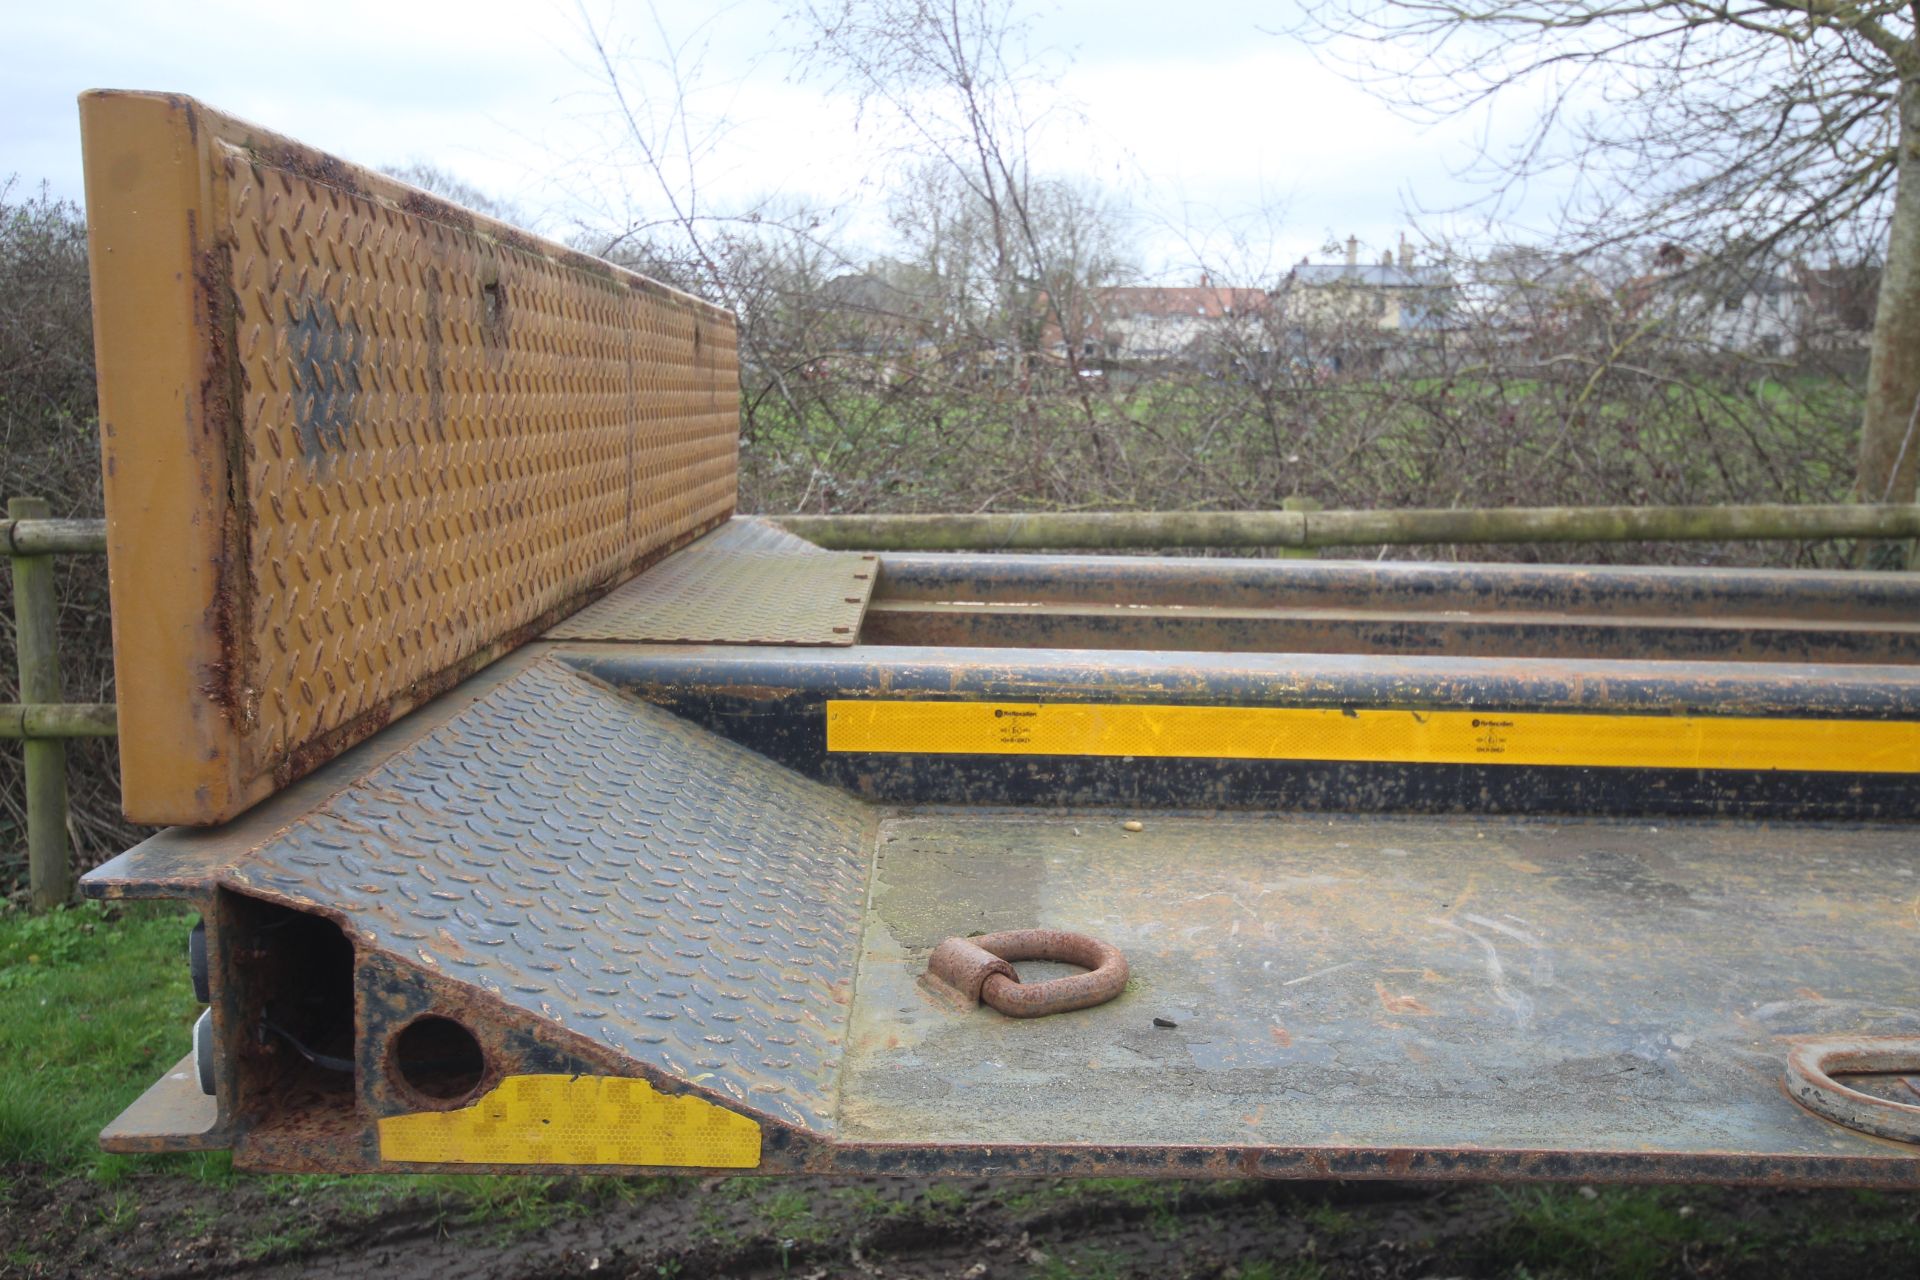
[[1288, 263, 1452, 288]]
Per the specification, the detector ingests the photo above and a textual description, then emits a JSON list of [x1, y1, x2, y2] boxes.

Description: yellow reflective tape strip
[[824, 700, 1920, 774], [378, 1075, 762, 1168]]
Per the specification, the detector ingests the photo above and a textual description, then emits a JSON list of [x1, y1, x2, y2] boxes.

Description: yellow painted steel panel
[[825, 700, 1920, 774], [81, 91, 739, 824], [378, 1074, 763, 1168]]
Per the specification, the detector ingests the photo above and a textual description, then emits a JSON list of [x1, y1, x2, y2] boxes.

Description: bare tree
[[792, 0, 1144, 489], [381, 162, 531, 228], [1297, 2, 1920, 510], [0, 181, 151, 869], [795, 2, 1146, 364], [884, 162, 1135, 375]]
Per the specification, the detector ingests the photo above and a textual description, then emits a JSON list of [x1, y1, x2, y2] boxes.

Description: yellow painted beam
[[826, 700, 1920, 774]]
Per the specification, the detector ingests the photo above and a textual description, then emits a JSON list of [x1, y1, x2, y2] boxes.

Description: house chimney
[[1398, 233, 1413, 270], [1345, 235, 1358, 267]]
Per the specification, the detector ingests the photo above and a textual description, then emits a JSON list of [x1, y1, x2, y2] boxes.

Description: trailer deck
[[74, 91, 1920, 1184]]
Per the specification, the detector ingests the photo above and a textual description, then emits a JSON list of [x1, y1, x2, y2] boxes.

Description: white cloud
[[8, 0, 1570, 279]]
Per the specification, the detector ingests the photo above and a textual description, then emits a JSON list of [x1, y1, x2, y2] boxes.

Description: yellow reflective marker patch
[[824, 700, 1920, 774], [379, 1075, 762, 1168]]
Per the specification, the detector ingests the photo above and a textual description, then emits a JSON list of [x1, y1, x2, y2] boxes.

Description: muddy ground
[[4, 1166, 1918, 1280]]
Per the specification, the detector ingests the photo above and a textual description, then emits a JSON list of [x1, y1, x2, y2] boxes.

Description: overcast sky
[[8, 0, 1561, 280]]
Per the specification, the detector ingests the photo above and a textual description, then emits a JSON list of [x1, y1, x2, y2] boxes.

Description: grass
[[0, 900, 202, 1171], [241, 1221, 322, 1262], [922, 1181, 969, 1212], [1234, 1264, 1327, 1280], [760, 1186, 836, 1244], [1299, 1202, 1355, 1238], [832, 1184, 911, 1219], [1033, 1245, 1126, 1280], [1487, 1186, 1755, 1280]]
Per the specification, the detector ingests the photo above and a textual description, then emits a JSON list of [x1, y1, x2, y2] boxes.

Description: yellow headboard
[[81, 91, 739, 824]]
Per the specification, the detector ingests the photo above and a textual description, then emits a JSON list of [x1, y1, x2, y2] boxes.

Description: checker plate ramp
[[228, 658, 871, 1131], [549, 519, 877, 644]]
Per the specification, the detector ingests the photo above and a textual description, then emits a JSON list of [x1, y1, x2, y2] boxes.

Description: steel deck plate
[[548, 519, 877, 645], [85, 652, 1920, 1179], [227, 658, 873, 1131], [843, 809, 1920, 1169]]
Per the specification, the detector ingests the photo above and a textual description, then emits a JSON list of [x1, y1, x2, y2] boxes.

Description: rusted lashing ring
[[1784, 1035, 1920, 1145], [923, 928, 1128, 1018]]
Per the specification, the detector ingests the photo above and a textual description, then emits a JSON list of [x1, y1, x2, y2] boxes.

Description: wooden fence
[[4, 498, 1916, 912], [4, 499, 115, 912]]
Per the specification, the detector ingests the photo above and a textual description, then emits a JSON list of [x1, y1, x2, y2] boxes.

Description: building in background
[[1282, 235, 1454, 331]]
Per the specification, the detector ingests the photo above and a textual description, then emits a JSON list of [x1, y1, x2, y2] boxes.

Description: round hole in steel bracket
[[390, 1015, 487, 1105]]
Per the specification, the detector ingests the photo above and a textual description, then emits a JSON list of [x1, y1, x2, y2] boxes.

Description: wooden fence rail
[[4, 498, 1915, 912], [776, 502, 1920, 552]]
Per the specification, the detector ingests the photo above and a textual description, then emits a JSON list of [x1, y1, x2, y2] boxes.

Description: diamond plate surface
[[549, 519, 877, 644], [223, 147, 738, 776], [83, 92, 741, 824], [226, 659, 873, 1131], [692, 516, 826, 554]]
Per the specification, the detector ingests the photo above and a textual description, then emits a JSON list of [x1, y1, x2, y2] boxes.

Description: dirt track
[[6, 1165, 1920, 1280]]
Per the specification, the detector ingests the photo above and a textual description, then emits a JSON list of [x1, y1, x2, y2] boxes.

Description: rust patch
[[193, 232, 248, 721], [490, 223, 548, 261], [1374, 982, 1435, 1016], [251, 142, 365, 195], [398, 188, 477, 234]]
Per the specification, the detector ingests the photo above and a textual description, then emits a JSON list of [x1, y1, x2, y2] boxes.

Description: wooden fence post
[[9, 497, 71, 910]]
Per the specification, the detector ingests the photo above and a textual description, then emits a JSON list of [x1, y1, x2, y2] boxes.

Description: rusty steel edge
[[165, 1136, 1920, 1189], [103, 981, 1920, 1190], [560, 643, 1920, 715]]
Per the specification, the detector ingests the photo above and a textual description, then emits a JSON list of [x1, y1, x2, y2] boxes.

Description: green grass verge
[[0, 900, 202, 1172]]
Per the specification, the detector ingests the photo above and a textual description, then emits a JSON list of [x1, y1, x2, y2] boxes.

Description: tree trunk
[[1859, 76, 1920, 509]]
